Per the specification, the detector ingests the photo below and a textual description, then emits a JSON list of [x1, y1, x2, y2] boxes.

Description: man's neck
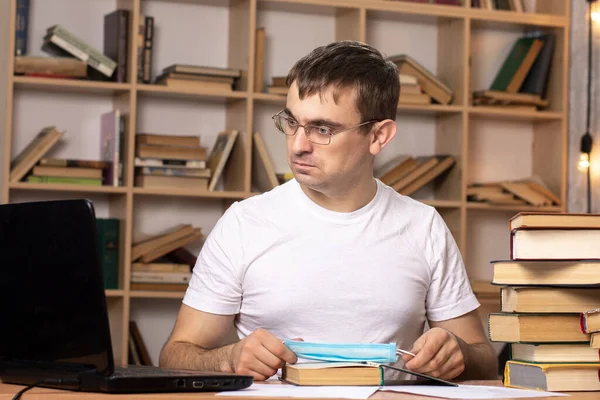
[[299, 177, 378, 213]]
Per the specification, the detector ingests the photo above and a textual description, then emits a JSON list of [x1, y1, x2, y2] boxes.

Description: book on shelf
[[266, 86, 288, 95], [140, 166, 211, 178], [27, 175, 102, 185], [14, 56, 87, 78], [510, 343, 600, 364], [32, 165, 103, 179], [136, 133, 201, 147], [491, 259, 600, 286], [104, 9, 129, 83], [130, 282, 188, 292], [135, 143, 207, 161], [131, 270, 192, 284], [281, 362, 382, 386], [42, 25, 117, 79], [39, 158, 111, 169], [14, 0, 29, 56], [490, 36, 544, 93], [580, 309, 600, 334], [139, 228, 202, 263], [472, 90, 549, 108], [467, 178, 560, 206], [135, 175, 209, 191], [488, 313, 590, 343], [161, 64, 241, 79], [134, 157, 206, 169], [254, 27, 266, 92], [252, 131, 279, 192], [398, 92, 431, 105], [398, 156, 455, 196], [387, 54, 453, 105], [132, 262, 191, 273], [156, 77, 233, 92], [207, 130, 240, 191], [501, 287, 600, 314], [100, 110, 125, 186], [10, 126, 63, 183], [505, 361, 600, 392], [388, 155, 455, 196], [96, 218, 120, 290], [141, 16, 154, 83], [131, 224, 195, 261], [164, 247, 198, 268]]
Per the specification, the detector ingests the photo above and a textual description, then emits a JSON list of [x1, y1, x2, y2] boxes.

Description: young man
[[159, 41, 498, 381]]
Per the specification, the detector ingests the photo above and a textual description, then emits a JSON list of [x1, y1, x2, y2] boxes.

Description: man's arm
[[159, 303, 297, 380], [402, 310, 498, 380]]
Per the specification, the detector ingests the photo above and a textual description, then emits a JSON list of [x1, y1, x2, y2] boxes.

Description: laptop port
[[223, 379, 232, 387], [175, 379, 186, 388], [211, 380, 220, 388], [192, 381, 204, 389]]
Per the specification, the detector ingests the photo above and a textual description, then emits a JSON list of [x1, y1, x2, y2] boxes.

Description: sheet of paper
[[380, 384, 570, 399], [216, 383, 379, 399]]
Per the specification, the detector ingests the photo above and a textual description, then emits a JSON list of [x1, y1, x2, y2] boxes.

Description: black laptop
[[0, 198, 253, 393]]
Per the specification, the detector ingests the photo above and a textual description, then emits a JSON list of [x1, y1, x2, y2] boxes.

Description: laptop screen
[[0, 199, 114, 376]]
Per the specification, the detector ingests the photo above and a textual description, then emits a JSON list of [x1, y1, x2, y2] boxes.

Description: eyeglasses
[[271, 110, 376, 145]]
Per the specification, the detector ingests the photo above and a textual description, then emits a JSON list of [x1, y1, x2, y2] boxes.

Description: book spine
[[137, 18, 145, 83], [142, 16, 154, 83], [14, 0, 29, 56], [96, 219, 120, 290], [117, 11, 129, 82]]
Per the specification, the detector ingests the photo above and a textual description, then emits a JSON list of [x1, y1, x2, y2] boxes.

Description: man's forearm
[[159, 341, 234, 372], [459, 342, 499, 380]]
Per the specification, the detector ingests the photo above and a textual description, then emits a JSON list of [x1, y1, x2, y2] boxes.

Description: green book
[[490, 37, 537, 92], [27, 175, 102, 185], [96, 218, 120, 290]]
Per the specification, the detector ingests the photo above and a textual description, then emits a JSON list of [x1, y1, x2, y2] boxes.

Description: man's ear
[[369, 119, 397, 156]]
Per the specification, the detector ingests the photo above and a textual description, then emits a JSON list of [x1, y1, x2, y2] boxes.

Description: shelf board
[[398, 103, 463, 115], [12, 76, 132, 94], [468, 106, 564, 121], [130, 290, 185, 299], [468, 8, 567, 28], [8, 182, 128, 194], [253, 92, 287, 103], [136, 84, 248, 101], [418, 199, 462, 208], [105, 289, 125, 297], [133, 187, 250, 199], [466, 202, 563, 213]]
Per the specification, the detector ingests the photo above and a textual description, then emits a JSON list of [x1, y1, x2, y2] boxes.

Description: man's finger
[[265, 340, 298, 364], [418, 347, 451, 375], [405, 336, 443, 370], [255, 344, 287, 370], [247, 353, 279, 379]]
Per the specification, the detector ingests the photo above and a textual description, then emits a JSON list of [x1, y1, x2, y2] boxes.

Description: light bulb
[[579, 153, 590, 171]]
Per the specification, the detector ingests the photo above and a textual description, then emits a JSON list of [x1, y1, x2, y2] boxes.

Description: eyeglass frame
[[271, 109, 378, 145]]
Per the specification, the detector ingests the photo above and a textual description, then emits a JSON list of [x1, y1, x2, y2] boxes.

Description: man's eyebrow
[[282, 108, 344, 128]]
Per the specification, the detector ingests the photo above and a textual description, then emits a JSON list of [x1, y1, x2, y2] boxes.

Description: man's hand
[[229, 328, 298, 381], [402, 327, 466, 380]]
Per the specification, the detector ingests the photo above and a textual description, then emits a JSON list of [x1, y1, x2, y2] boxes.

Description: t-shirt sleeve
[[183, 202, 244, 315], [425, 209, 480, 321]]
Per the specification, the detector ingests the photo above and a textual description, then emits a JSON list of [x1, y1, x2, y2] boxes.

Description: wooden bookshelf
[[0, 0, 570, 366]]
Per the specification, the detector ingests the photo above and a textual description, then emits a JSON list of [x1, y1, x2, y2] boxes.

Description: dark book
[[165, 247, 197, 269], [96, 218, 120, 290], [520, 34, 555, 99], [104, 9, 130, 82], [14, 0, 29, 56], [490, 36, 542, 92], [142, 16, 154, 83], [129, 321, 152, 366]]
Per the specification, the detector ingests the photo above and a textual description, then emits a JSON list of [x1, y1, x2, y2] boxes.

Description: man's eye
[[286, 119, 298, 128], [317, 126, 332, 135]]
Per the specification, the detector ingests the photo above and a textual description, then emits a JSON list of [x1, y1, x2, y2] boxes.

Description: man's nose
[[290, 126, 313, 154]]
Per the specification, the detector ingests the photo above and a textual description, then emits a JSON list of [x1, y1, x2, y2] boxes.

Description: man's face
[[284, 81, 374, 192]]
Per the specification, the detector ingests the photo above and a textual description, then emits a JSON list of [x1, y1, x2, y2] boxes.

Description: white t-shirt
[[183, 178, 479, 375]]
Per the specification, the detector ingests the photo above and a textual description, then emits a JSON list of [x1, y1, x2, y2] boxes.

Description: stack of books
[[14, 56, 87, 79], [398, 74, 431, 105], [266, 76, 288, 96], [474, 33, 555, 110], [467, 179, 561, 206], [154, 64, 241, 92], [488, 212, 600, 392], [376, 155, 455, 196], [130, 224, 202, 292], [134, 133, 210, 190], [9, 126, 110, 186], [387, 54, 454, 105]]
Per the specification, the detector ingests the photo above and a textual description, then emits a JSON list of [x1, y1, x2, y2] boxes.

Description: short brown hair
[[286, 41, 399, 126]]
